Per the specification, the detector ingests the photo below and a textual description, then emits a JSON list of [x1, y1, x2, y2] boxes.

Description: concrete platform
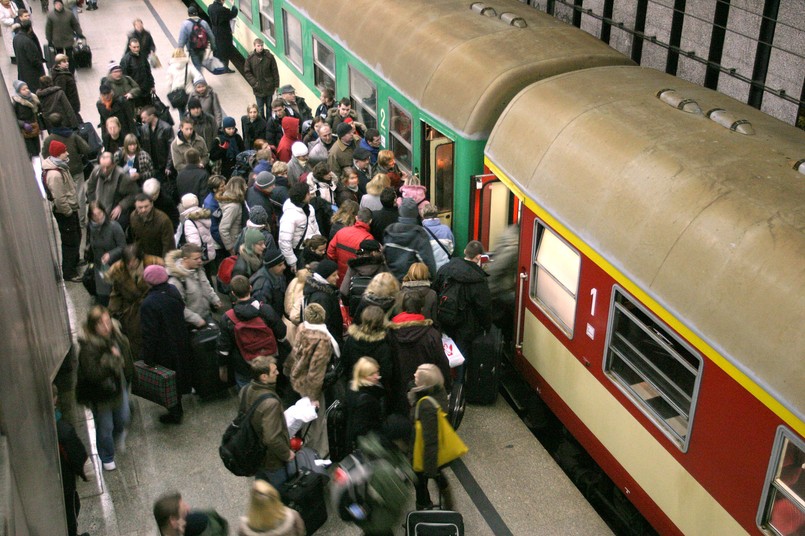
[[2, 0, 613, 532]]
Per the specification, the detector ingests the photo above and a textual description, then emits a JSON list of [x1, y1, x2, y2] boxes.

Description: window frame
[[528, 220, 581, 338], [388, 98, 413, 173], [281, 8, 303, 72], [258, 0, 275, 44], [603, 286, 703, 452], [312, 35, 336, 93], [349, 66, 377, 131], [238, 0, 252, 23], [757, 426, 805, 536]]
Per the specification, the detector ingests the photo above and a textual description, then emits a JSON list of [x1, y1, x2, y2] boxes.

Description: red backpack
[[225, 310, 278, 361], [217, 255, 238, 286]]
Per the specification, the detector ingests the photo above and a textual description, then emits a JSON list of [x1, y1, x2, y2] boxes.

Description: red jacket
[[327, 220, 373, 284], [276, 116, 300, 163]]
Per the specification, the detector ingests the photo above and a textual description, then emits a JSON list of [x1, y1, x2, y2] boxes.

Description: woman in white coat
[[0, 0, 19, 64], [177, 193, 217, 264], [279, 181, 320, 271], [165, 48, 202, 105]]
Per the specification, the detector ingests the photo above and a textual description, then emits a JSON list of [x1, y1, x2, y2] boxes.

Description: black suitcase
[[190, 322, 228, 399], [280, 460, 328, 534], [326, 398, 349, 463], [465, 326, 502, 405], [406, 509, 464, 535], [72, 37, 92, 69], [77, 122, 102, 159]]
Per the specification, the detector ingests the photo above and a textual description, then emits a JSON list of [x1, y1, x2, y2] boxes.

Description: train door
[[422, 123, 454, 227], [472, 173, 519, 251]]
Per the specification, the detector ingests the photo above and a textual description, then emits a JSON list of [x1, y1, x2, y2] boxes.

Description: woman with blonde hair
[[352, 271, 400, 325], [218, 176, 248, 255], [401, 262, 437, 320], [166, 47, 202, 107], [328, 198, 358, 240], [375, 150, 408, 192], [102, 116, 124, 155], [241, 103, 267, 151], [238, 480, 304, 536], [359, 173, 390, 212], [114, 133, 154, 187], [408, 363, 452, 510], [345, 357, 386, 449]]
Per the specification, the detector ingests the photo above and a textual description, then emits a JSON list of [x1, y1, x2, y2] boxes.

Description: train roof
[[485, 66, 805, 423], [289, 0, 633, 139]]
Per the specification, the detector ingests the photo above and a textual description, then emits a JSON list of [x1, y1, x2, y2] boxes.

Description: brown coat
[[288, 324, 333, 402], [241, 380, 292, 472], [129, 207, 175, 258]]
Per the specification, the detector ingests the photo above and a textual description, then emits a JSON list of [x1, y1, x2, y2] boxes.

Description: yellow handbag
[[412, 396, 468, 472]]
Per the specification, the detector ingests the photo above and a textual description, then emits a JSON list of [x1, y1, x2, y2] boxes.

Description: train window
[[282, 9, 302, 71], [349, 67, 377, 131], [758, 428, 805, 536], [529, 222, 580, 336], [238, 0, 252, 23], [258, 0, 275, 43], [604, 289, 702, 451], [312, 37, 335, 93], [389, 99, 412, 172]]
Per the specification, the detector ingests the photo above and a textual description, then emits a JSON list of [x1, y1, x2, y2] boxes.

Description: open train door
[[422, 123, 454, 228], [472, 172, 519, 251]]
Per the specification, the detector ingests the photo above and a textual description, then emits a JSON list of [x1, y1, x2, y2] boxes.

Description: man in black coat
[[120, 37, 154, 108], [12, 20, 44, 92], [432, 240, 492, 359], [140, 105, 174, 180], [140, 264, 192, 424], [207, 0, 237, 73], [371, 187, 399, 241], [243, 38, 280, 118]]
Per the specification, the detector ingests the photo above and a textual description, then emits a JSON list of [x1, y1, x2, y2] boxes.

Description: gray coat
[[87, 218, 125, 297], [165, 250, 220, 326], [86, 164, 138, 214], [45, 8, 82, 48]]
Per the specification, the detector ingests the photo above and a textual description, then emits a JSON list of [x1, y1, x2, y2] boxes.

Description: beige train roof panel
[[290, 0, 633, 138], [486, 66, 805, 420]]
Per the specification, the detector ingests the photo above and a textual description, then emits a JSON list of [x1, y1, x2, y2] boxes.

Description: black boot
[[159, 403, 183, 424]]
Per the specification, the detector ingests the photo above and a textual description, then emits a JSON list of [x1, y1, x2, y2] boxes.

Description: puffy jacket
[[388, 312, 451, 395], [400, 280, 437, 321], [382, 222, 436, 281], [218, 194, 244, 252], [43, 157, 77, 216], [165, 249, 220, 325], [276, 116, 300, 163], [179, 206, 217, 262], [166, 54, 202, 94], [278, 199, 320, 267], [326, 221, 373, 283], [36, 85, 78, 129], [243, 49, 279, 97]]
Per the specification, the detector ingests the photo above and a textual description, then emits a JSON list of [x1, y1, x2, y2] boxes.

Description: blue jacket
[[359, 138, 379, 166], [178, 17, 216, 50]]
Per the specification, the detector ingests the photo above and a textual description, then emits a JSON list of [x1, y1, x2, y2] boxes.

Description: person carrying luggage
[[218, 275, 287, 389]]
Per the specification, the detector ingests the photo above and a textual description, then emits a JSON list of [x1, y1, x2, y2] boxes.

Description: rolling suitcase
[[406, 509, 464, 536], [190, 322, 228, 399], [132, 361, 178, 408], [72, 37, 92, 69], [465, 326, 502, 405], [325, 398, 349, 463], [280, 454, 329, 534]]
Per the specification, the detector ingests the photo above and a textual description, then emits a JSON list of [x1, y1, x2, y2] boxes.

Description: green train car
[[199, 0, 632, 247]]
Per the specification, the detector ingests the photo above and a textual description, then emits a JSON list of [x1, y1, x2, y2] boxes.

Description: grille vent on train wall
[[470, 3, 528, 27]]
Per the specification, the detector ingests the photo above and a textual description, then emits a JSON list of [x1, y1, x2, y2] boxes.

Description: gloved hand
[[23, 122, 33, 132]]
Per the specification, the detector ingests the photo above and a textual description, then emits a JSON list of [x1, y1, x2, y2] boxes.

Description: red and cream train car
[[481, 66, 805, 535]]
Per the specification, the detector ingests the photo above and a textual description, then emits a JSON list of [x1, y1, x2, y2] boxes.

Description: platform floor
[[1, 0, 612, 533]]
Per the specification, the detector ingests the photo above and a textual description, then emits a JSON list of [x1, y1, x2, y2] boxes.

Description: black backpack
[[436, 277, 465, 328], [219, 393, 276, 476], [189, 19, 209, 50], [348, 274, 373, 317]]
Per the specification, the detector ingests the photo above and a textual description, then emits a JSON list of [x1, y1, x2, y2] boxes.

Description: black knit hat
[[314, 259, 338, 279], [262, 247, 285, 268]]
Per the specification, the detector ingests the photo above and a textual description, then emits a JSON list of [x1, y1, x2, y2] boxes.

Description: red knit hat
[[49, 140, 67, 156]]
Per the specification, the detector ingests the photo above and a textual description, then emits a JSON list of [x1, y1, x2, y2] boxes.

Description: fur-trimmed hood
[[180, 206, 211, 221], [12, 93, 39, 109], [165, 249, 193, 279], [238, 508, 302, 536], [346, 322, 388, 342], [401, 280, 431, 289]]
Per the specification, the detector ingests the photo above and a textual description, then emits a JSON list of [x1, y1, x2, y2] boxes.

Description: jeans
[[92, 381, 130, 463], [257, 463, 291, 490], [188, 48, 204, 72], [255, 95, 270, 119]]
